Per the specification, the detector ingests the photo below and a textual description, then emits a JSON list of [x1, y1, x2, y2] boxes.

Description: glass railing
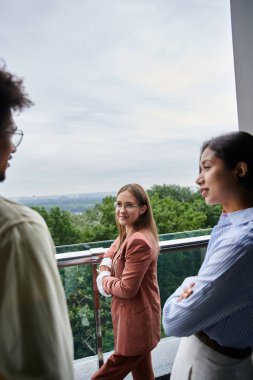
[[158, 228, 211, 241], [56, 230, 210, 370], [58, 264, 97, 358], [56, 228, 212, 253]]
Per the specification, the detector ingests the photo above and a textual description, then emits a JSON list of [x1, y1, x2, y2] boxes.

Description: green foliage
[[33, 184, 222, 359], [150, 194, 207, 233], [32, 186, 221, 247], [191, 197, 221, 227], [32, 206, 83, 246], [59, 265, 97, 358], [158, 250, 203, 307], [148, 184, 221, 233], [148, 184, 198, 202], [72, 196, 117, 242]]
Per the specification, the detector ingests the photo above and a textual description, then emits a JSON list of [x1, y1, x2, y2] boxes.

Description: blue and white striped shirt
[[162, 207, 253, 348]]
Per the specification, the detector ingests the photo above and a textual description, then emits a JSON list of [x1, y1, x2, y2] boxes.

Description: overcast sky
[[0, 0, 237, 197]]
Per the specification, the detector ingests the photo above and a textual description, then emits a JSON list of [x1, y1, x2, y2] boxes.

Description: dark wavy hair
[[0, 61, 33, 130], [200, 131, 253, 189]]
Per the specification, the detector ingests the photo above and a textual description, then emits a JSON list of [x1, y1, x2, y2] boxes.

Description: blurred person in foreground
[[92, 183, 161, 380], [163, 131, 253, 380], [0, 62, 74, 380]]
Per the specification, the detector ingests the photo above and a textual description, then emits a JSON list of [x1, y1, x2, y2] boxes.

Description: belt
[[195, 331, 252, 359]]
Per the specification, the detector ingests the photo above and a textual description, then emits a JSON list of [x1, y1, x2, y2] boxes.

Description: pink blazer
[[103, 231, 161, 356]]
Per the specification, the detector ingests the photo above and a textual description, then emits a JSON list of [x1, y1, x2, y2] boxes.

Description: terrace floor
[[73, 336, 180, 379]]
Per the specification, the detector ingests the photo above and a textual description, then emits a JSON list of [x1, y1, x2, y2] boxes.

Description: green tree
[[32, 206, 83, 245], [73, 196, 117, 242], [191, 197, 221, 227], [148, 184, 198, 202], [150, 194, 207, 234]]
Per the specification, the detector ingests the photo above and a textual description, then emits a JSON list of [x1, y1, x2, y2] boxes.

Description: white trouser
[[171, 335, 253, 380]]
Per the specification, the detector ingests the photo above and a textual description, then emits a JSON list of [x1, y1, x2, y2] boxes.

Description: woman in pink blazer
[[92, 183, 161, 380]]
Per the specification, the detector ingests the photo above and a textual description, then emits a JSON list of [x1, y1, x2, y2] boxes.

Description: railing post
[[91, 260, 104, 368]]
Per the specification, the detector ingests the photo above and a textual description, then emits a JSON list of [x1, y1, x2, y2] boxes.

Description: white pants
[[171, 335, 253, 380]]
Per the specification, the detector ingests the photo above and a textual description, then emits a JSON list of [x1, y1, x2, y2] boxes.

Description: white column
[[230, 0, 253, 134]]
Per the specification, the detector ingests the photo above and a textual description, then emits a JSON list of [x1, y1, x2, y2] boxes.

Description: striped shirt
[[162, 207, 253, 348]]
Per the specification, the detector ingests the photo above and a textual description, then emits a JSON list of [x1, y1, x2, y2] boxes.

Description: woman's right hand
[[177, 282, 195, 302], [98, 257, 112, 273], [99, 265, 111, 272]]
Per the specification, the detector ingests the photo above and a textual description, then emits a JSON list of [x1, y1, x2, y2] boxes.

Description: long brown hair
[[115, 183, 159, 250]]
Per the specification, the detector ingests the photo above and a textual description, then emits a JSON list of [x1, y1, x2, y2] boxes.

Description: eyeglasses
[[113, 201, 140, 210], [4, 129, 24, 148]]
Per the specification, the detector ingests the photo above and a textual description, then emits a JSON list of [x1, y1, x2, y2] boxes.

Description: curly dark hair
[[0, 61, 33, 122]]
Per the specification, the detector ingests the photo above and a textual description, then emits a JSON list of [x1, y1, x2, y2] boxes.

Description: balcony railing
[[56, 229, 210, 379]]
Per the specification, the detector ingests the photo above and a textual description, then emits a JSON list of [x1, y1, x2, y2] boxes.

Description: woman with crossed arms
[[163, 131, 253, 379]]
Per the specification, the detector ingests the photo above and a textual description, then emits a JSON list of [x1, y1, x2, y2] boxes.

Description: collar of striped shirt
[[220, 207, 253, 226]]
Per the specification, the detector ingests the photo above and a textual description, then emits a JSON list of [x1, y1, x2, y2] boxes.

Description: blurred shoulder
[[0, 196, 47, 233]]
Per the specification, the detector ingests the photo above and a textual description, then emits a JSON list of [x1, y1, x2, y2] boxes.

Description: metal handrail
[[56, 235, 210, 367], [56, 235, 210, 266]]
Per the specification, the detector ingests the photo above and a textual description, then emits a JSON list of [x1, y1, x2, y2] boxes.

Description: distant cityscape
[[11, 192, 116, 214], [10, 186, 199, 214]]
